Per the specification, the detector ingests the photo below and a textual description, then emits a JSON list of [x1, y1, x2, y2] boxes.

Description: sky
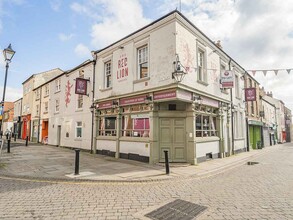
[[0, 0, 293, 111]]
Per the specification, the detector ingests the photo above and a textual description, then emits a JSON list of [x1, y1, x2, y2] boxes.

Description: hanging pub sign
[[220, 70, 234, 88], [75, 78, 88, 95], [245, 88, 256, 101]]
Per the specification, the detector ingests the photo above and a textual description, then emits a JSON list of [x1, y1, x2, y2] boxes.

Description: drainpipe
[[229, 59, 235, 155], [90, 52, 97, 154], [38, 88, 42, 143]]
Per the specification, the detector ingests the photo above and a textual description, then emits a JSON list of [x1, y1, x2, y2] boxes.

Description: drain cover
[[145, 199, 207, 220], [247, 161, 259, 165]]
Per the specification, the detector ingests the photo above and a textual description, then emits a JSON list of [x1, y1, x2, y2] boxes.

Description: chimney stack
[[215, 40, 223, 49]]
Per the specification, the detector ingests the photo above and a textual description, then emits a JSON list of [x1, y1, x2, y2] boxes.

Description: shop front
[[248, 120, 263, 149], [95, 88, 223, 165]]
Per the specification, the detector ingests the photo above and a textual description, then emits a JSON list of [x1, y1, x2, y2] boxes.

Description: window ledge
[[96, 136, 117, 140], [195, 136, 220, 143], [100, 87, 112, 92], [74, 138, 82, 141], [133, 77, 150, 84], [54, 112, 59, 115], [120, 136, 149, 142], [44, 94, 49, 98], [75, 108, 83, 112], [197, 80, 208, 86], [55, 90, 61, 94]]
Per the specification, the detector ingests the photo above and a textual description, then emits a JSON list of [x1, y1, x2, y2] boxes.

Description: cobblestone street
[[0, 143, 293, 219]]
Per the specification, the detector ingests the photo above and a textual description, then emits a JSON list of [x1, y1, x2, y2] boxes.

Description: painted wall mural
[[65, 80, 73, 107]]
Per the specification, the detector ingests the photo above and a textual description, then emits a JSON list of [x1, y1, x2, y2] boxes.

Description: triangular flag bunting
[[252, 70, 256, 76], [274, 70, 278, 76], [287, 69, 291, 74], [263, 70, 267, 76]]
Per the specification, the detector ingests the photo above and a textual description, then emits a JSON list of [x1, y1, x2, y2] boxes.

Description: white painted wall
[[120, 141, 150, 156], [196, 141, 219, 158], [96, 140, 116, 152]]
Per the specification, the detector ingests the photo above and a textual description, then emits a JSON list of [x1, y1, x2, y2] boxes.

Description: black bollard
[[25, 136, 28, 146], [74, 149, 80, 175], [14, 133, 16, 142], [164, 150, 170, 175], [7, 139, 10, 153]]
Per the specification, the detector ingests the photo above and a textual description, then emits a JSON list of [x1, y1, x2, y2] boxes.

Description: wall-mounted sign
[[120, 95, 146, 106], [221, 70, 234, 88], [97, 101, 113, 109], [117, 54, 128, 82], [201, 96, 219, 108], [177, 89, 192, 101], [154, 90, 176, 101], [75, 78, 88, 95], [245, 88, 256, 101]]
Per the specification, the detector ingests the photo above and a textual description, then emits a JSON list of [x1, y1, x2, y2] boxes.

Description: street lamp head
[[3, 44, 16, 62]]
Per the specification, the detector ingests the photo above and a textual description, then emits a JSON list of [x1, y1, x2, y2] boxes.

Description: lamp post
[[0, 44, 16, 154]]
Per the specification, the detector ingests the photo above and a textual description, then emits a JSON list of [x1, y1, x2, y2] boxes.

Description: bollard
[[14, 133, 16, 142], [25, 136, 28, 146], [7, 139, 10, 153], [164, 150, 170, 175], [74, 149, 80, 175]]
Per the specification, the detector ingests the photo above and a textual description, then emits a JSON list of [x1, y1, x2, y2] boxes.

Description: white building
[[46, 60, 95, 151], [92, 10, 246, 164]]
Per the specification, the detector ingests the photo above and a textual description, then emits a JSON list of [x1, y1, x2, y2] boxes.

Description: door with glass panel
[[159, 118, 186, 162]]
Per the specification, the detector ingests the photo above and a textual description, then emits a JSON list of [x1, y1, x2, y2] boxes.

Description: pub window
[[98, 117, 117, 136], [121, 115, 150, 137], [195, 108, 217, 137], [137, 45, 148, 79]]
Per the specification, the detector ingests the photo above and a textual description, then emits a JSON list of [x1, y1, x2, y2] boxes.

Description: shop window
[[196, 113, 217, 137], [122, 115, 150, 137], [98, 117, 116, 136]]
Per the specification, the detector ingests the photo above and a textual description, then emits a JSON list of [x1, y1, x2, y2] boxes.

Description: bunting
[[246, 68, 293, 76]]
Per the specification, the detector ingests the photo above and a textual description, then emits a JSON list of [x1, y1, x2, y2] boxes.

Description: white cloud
[[50, 0, 62, 12], [74, 43, 90, 58], [58, 33, 74, 41], [71, 0, 151, 49], [0, 86, 22, 102]]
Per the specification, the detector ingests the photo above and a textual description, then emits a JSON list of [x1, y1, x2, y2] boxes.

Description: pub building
[[93, 10, 246, 164]]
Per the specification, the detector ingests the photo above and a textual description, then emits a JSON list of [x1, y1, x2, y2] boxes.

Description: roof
[[33, 59, 93, 91], [22, 68, 63, 85], [92, 10, 246, 74]]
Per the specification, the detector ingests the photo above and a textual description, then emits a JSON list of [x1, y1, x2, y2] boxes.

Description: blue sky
[[1, 0, 293, 111]]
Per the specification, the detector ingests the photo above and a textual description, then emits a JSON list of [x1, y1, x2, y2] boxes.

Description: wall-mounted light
[[89, 104, 95, 112], [145, 95, 152, 102], [119, 46, 124, 49], [172, 54, 187, 83], [112, 100, 119, 108], [193, 95, 202, 104]]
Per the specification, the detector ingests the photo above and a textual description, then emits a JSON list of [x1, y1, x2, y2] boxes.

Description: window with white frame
[[98, 117, 117, 136], [36, 104, 39, 116], [77, 94, 83, 109], [45, 85, 49, 96], [197, 47, 207, 82], [104, 61, 112, 88], [235, 74, 240, 98], [121, 115, 150, 137], [76, 121, 82, 138], [35, 89, 40, 100], [44, 102, 48, 113], [55, 79, 61, 92], [195, 106, 218, 137], [55, 99, 60, 113], [137, 45, 148, 79]]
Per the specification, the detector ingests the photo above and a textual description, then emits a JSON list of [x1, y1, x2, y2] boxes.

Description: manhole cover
[[145, 199, 207, 220], [247, 161, 259, 165]]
